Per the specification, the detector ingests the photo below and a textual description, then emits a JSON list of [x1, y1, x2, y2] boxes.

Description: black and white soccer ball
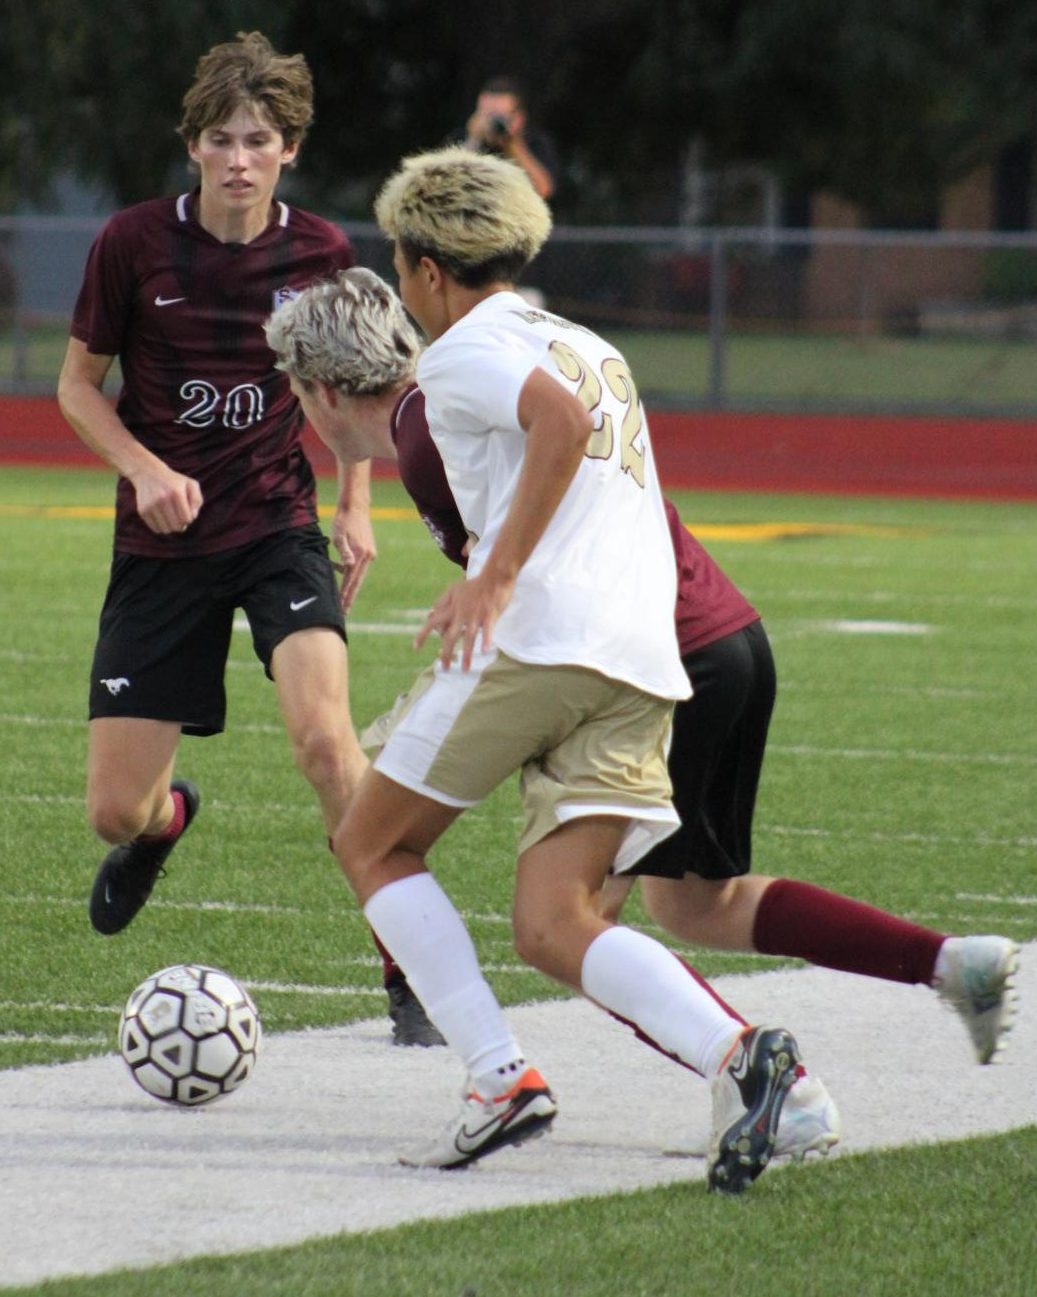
[[118, 963, 262, 1106]]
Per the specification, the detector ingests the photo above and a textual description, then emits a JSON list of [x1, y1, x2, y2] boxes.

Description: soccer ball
[[119, 963, 262, 1106]]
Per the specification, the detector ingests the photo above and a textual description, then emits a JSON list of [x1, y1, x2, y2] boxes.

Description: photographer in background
[[458, 76, 558, 201]]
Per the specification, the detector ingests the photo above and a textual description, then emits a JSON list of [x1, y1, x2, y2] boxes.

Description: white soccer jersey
[[416, 291, 690, 701]]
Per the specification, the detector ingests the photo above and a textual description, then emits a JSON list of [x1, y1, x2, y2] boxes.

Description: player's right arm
[[57, 338, 203, 535]]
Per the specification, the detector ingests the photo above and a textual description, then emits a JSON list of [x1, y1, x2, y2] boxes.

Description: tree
[[3, 0, 1037, 225], [282, 0, 581, 216], [0, 0, 286, 210], [548, 0, 1037, 225]]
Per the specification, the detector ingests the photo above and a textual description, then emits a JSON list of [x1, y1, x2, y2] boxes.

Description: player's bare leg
[[87, 716, 199, 934], [337, 770, 556, 1167], [272, 627, 367, 836], [515, 817, 801, 1192], [276, 628, 443, 1044], [87, 716, 181, 843], [637, 871, 1017, 1064]]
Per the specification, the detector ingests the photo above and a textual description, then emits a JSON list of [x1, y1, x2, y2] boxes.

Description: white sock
[[931, 936, 955, 987], [581, 926, 744, 1077], [364, 872, 523, 1081]]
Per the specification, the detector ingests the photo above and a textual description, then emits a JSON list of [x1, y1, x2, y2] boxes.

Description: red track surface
[[3, 396, 1037, 499]]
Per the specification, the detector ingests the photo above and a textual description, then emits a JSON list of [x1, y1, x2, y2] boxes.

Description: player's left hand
[[332, 504, 377, 612]]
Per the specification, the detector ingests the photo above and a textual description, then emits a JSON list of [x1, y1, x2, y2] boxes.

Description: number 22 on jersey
[[549, 340, 646, 487]]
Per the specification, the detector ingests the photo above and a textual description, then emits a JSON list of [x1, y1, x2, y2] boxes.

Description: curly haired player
[[267, 261, 1020, 1169]]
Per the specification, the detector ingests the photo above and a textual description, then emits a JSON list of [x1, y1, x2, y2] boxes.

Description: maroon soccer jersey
[[666, 499, 759, 654], [391, 381, 759, 654], [70, 191, 356, 556], [391, 384, 471, 568]]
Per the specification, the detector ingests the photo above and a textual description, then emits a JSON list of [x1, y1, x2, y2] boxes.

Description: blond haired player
[[321, 149, 814, 1191]]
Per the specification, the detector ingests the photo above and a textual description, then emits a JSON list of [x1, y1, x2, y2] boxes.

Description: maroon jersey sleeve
[[391, 384, 470, 569], [666, 498, 759, 654], [71, 194, 356, 557]]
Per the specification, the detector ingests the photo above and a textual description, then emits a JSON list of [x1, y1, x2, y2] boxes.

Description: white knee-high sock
[[364, 873, 523, 1083], [581, 926, 744, 1077]]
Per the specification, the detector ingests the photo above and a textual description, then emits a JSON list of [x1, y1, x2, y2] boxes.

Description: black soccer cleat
[[89, 779, 201, 935], [386, 971, 446, 1047], [707, 1025, 801, 1195]]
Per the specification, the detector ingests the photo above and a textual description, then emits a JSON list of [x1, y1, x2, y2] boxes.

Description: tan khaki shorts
[[364, 649, 678, 872]]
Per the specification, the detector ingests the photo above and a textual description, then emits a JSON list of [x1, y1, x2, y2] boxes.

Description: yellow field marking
[[0, 503, 922, 541], [0, 504, 115, 519], [691, 520, 925, 541], [0, 503, 420, 522]]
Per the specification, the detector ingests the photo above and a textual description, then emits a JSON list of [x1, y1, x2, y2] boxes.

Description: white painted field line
[[812, 619, 933, 635], [957, 891, 1037, 907], [783, 588, 1034, 611], [771, 743, 1037, 767], [780, 680, 988, 700], [0, 1033, 110, 1046], [762, 824, 1037, 850], [1, 947, 1033, 1288], [0, 1000, 121, 1014], [6, 710, 1033, 768], [10, 895, 305, 916]]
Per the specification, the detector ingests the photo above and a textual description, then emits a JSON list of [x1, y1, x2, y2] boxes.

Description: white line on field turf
[[7, 811, 1035, 857], [0, 1001, 121, 1014], [957, 891, 1037, 906], [770, 743, 1037, 766], [0, 1033, 110, 1046], [0, 947, 1033, 1288], [783, 589, 1033, 611], [762, 824, 1037, 850], [780, 680, 989, 700], [10, 895, 304, 915], [6, 722, 1036, 769], [812, 619, 933, 635]]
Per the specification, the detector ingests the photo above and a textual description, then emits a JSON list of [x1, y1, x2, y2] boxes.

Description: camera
[[487, 113, 511, 140]]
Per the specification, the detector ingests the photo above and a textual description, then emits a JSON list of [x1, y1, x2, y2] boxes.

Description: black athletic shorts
[[627, 619, 776, 881], [88, 524, 345, 736]]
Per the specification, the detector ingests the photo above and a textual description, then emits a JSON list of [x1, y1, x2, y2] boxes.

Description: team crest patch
[[272, 286, 299, 311]]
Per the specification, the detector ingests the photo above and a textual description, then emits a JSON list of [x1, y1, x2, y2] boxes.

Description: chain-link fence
[[4, 216, 1037, 415]]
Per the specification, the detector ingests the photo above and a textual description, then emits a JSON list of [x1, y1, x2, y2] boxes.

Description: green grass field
[[612, 327, 1037, 408], [1, 465, 1035, 1295]]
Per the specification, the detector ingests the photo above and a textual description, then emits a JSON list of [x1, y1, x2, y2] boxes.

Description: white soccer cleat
[[398, 1066, 557, 1170], [707, 1025, 800, 1194], [934, 935, 1020, 1064], [773, 1073, 841, 1161], [666, 1068, 840, 1162]]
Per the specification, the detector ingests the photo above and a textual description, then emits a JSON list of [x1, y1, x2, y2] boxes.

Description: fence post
[[707, 233, 727, 408]]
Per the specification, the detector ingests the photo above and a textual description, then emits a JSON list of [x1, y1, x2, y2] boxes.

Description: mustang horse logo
[[100, 677, 131, 696]]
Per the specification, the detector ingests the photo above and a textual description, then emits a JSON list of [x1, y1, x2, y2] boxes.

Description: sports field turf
[[1, 464, 1035, 1295]]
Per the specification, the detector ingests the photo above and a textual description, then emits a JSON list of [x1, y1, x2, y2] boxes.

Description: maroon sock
[[138, 788, 186, 843], [675, 955, 748, 1027], [369, 927, 399, 987], [752, 878, 945, 986]]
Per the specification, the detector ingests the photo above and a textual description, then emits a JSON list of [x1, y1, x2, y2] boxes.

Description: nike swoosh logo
[[454, 1111, 506, 1155], [289, 596, 318, 612], [155, 295, 187, 307]]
